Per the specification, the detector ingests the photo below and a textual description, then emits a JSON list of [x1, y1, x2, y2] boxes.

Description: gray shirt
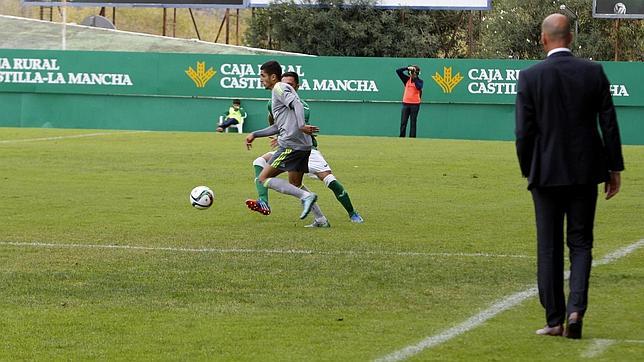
[[252, 82, 312, 151]]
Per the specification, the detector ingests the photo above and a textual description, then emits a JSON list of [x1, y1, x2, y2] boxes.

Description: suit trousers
[[400, 103, 420, 138], [531, 185, 597, 327]]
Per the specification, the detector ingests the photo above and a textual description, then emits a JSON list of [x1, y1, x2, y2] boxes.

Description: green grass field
[[1, 128, 642, 361]]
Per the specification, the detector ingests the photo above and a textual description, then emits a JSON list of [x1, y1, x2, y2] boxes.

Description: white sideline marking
[[0, 131, 149, 144], [581, 339, 616, 358], [375, 239, 644, 362], [0, 241, 532, 259], [622, 339, 644, 343], [581, 338, 644, 358]]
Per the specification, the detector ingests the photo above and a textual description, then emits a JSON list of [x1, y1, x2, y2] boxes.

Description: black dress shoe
[[565, 318, 583, 339]]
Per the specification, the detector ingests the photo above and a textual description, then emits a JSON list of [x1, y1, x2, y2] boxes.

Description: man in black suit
[[515, 13, 624, 339]]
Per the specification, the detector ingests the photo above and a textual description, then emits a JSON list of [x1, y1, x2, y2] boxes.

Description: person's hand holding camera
[[407, 66, 417, 78]]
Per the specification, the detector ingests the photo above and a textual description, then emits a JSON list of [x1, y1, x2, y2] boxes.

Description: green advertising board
[[0, 49, 642, 143]]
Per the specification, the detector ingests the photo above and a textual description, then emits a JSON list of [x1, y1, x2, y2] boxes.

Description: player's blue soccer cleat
[[349, 212, 364, 223], [299, 193, 318, 219], [304, 219, 331, 228], [245, 199, 271, 216]]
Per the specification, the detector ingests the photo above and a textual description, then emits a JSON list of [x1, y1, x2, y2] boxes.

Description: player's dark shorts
[[268, 147, 310, 172]]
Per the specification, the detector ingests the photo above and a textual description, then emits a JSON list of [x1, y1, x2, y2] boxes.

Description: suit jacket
[[515, 51, 624, 189]]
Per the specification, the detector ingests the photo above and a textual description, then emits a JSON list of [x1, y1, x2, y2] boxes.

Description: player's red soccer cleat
[[245, 199, 271, 216]]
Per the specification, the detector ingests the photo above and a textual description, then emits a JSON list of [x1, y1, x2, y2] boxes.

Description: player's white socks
[[300, 185, 327, 222], [253, 157, 268, 168], [264, 178, 308, 199], [322, 174, 337, 187]]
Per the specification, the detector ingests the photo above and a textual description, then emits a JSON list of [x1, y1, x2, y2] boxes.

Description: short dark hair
[[260, 60, 282, 79], [232, 99, 241, 104], [281, 71, 299, 84]]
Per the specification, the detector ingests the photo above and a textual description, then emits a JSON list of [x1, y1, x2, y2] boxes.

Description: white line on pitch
[[0, 241, 533, 259], [375, 239, 644, 362], [622, 339, 644, 344], [0, 130, 149, 144], [581, 339, 616, 358], [581, 338, 644, 358]]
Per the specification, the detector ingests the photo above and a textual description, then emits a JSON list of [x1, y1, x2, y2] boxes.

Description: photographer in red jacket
[[396, 65, 424, 138]]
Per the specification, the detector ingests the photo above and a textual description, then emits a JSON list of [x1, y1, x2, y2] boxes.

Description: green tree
[[244, 0, 642, 61], [478, 0, 643, 61], [244, 0, 466, 57]]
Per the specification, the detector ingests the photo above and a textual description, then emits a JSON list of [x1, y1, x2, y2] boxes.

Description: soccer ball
[[190, 186, 214, 209]]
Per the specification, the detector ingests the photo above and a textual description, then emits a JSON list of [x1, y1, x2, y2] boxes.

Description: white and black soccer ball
[[614, 3, 627, 14], [190, 186, 214, 209]]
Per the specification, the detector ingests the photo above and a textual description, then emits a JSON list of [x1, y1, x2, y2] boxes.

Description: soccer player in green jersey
[[246, 71, 364, 225]]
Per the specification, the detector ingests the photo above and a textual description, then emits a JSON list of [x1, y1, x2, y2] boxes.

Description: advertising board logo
[[614, 3, 627, 14], [186, 61, 216, 88], [432, 66, 464, 93]]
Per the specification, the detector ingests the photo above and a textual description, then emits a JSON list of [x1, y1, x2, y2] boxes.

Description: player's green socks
[[253, 164, 269, 203], [327, 178, 355, 216]]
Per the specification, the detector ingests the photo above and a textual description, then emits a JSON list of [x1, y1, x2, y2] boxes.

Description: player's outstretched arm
[[245, 133, 255, 150], [246, 125, 279, 150]]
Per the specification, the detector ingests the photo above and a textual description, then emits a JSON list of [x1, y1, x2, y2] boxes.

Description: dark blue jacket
[[515, 51, 624, 189]]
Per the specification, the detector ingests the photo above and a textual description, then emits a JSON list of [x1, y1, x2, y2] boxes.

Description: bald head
[[541, 14, 572, 52]]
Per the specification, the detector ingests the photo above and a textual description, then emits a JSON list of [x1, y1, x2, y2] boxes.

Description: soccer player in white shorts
[[246, 72, 364, 226]]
